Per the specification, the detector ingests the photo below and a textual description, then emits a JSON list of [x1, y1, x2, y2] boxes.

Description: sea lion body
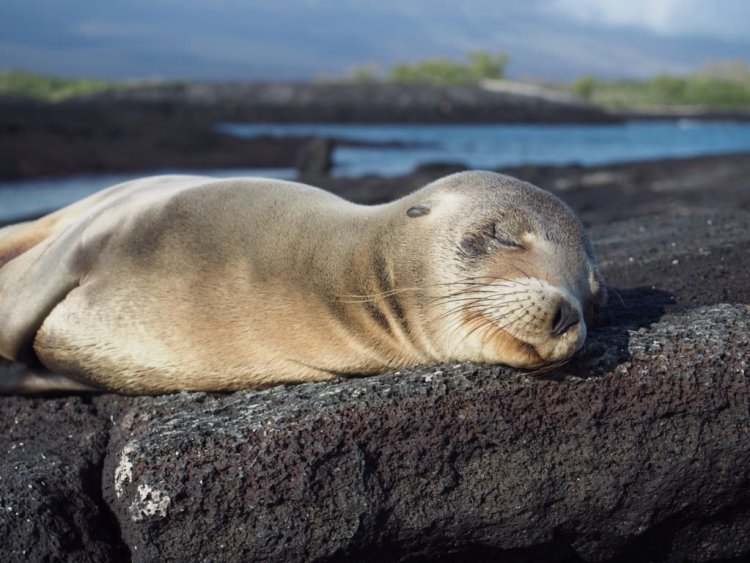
[[0, 172, 606, 394]]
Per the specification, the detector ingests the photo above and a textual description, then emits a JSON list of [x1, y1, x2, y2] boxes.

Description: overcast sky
[[2, 0, 749, 81]]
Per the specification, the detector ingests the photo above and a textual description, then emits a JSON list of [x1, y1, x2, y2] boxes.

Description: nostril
[[551, 299, 580, 337]]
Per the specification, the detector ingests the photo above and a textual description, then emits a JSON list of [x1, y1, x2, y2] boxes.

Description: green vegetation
[[340, 51, 509, 85], [571, 62, 750, 110], [346, 63, 380, 83], [0, 69, 120, 101], [8, 57, 749, 112], [387, 51, 508, 85]]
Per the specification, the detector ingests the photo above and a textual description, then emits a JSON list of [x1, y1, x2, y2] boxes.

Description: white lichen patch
[[114, 441, 137, 498], [423, 369, 443, 383], [129, 483, 171, 522]]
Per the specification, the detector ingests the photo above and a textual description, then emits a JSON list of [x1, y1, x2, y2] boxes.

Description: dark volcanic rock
[[2, 157, 750, 561], [506, 152, 750, 228], [295, 137, 333, 180], [0, 99, 310, 180], [75, 82, 618, 124], [590, 208, 750, 307], [102, 303, 750, 563], [0, 396, 128, 562]]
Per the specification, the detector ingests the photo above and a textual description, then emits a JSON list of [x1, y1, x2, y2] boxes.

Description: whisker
[[454, 306, 525, 348], [434, 299, 530, 323], [433, 295, 531, 308], [524, 357, 571, 376], [431, 289, 522, 302], [608, 286, 626, 308], [436, 294, 532, 326], [339, 285, 434, 303], [340, 274, 534, 304], [459, 274, 530, 287]]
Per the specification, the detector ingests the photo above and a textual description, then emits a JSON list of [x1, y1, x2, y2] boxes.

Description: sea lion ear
[[406, 202, 432, 218]]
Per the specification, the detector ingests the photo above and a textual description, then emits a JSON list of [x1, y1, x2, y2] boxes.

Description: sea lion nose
[[550, 298, 580, 337]]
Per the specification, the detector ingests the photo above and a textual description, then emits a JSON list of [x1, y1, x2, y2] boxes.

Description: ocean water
[[0, 167, 292, 224], [2, 120, 750, 223], [218, 120, 750, 176]]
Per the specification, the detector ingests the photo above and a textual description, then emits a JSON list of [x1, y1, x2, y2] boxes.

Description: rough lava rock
[[1, 162, 750, 562], [103, 303, 750, 562], [74, 82, 618, 124], [0, 396, 128, 561]]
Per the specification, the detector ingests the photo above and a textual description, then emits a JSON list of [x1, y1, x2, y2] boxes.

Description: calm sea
[[219, 120, 750, 176], [2, 120, 750, 222]]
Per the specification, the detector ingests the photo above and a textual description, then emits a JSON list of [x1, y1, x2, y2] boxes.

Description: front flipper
[[0, 358, 100, 394]]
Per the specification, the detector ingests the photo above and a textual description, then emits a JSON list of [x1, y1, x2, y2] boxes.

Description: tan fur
[[0, 172, 606, 394]]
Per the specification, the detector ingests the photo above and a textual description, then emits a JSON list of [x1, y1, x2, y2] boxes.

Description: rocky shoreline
[[0, 82, 618, 181], [1, 147, 750, 561], [68, 81, 620, 124], [4, 83, 750, 183]]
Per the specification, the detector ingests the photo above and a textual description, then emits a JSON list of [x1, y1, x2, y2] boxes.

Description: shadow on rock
[[550, 286, 675, 379], [598, 286, 675, 329], [335, 533, 586, 563]]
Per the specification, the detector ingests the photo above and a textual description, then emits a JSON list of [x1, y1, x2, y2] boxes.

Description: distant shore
[[614, 107, 750, 122], [0, 81, 613, 180], [3, 82, 750, 182]]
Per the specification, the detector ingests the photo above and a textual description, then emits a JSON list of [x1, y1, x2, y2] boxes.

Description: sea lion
[[0, 171, 606, 394]]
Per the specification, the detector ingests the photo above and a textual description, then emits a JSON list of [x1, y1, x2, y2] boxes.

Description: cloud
[[549, 0, 680, 34], [2, 0, 749, 81], [549, 0, 750, 42]]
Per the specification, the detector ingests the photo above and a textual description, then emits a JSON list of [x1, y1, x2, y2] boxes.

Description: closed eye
[[495, 238, 523, 249], [461, 222, 526, 256]]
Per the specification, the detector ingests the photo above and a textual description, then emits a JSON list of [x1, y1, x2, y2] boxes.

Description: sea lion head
[[400, 170, 607, 370]]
